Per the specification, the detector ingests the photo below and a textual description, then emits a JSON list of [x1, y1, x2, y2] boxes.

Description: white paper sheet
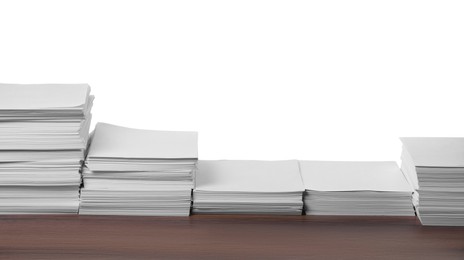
[[400, 137, 464, 167], [195, 160, 304, 192], [299, 161, 413, 192], [87, 123, 198, 159], [0, 83, 90, 110]]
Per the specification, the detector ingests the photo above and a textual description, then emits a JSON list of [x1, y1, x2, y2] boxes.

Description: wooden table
[[1, 215, 464, 259]]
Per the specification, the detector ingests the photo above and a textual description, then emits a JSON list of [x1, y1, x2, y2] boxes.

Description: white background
[[0, 0, 463, 162]]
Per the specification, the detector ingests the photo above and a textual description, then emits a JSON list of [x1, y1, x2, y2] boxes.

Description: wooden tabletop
[[1, 215, 464, 259]]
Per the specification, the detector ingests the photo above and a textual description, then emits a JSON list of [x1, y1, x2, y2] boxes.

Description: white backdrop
[[1, 0, 463, 161]]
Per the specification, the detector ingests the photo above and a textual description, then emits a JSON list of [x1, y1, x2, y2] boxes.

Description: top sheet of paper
[[0, 84, 90, 110], [87, 123, 198, 159], [195, 160, 304, 192], [299, 161, 413, 192], [401, 137, 464, 167]]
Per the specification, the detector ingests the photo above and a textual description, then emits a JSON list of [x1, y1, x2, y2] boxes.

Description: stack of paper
[[300, 161, 415, 216], [0, 83, 93, 214], [193, 160, 304, 215], [81, 123, 197, 216], [401, 137, 464, 226]]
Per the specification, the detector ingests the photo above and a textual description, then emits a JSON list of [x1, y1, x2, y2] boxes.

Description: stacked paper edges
[[193, 160, 305, 215], [299, 161, 414, 216], [0, 84, 93, 214], [401, 137, 464, 226], [81, 123, 198, 216]]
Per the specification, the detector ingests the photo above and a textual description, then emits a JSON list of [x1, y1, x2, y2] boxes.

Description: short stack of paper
[[0, 83, 93, 214], [401, 137, 464, 226], [81, 123, 197, 216], [300, 161, 415, 216], [193, 160, 304, 215]]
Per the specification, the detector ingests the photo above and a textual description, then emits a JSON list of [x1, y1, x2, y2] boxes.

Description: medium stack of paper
[[0, 83, 93, 214], [401, 137, 464, 226], [81, 123, 197, 216], [299, 161, 415, 216], [193, 160, 304, 215]]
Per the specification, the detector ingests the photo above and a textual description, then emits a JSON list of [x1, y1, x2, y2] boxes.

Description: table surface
[[1, 215, 464, 259]]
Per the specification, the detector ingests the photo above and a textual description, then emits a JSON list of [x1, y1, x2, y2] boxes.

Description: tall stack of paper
[[193, 160, 304, 215], [0, 83, 93, 214], [401, 137, 464, 226], [300, 161, 415, 216], [81, 123, 197, 216]]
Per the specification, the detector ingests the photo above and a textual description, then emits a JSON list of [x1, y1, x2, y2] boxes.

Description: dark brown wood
[[1, 215, 464, 259]]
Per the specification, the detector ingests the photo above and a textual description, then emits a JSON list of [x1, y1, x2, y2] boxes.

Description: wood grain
[[1, 215, 464, 259]]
